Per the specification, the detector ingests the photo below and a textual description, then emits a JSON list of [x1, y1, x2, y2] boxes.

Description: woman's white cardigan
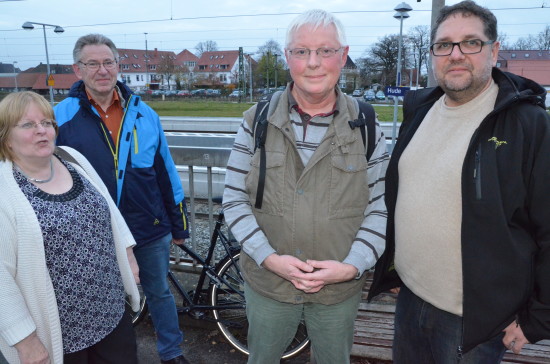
[[0, 146, 140, 364]]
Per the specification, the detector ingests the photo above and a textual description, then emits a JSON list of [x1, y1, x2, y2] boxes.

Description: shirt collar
[[85, 88, 120, 109], [287, 82, 339, 118]]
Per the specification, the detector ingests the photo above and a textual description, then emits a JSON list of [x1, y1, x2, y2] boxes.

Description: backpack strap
[[252, 94, 272, 209], [252, 91, 282, 209], [349, 100, 376, 161], [55, 146, 81, 167]]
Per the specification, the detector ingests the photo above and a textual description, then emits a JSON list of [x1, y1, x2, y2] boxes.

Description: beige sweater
[[0, 146, 139, 364], [394, 81, 498, 315]]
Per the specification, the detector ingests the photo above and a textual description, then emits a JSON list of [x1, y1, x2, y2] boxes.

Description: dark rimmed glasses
[[430, 39, 495, 56]]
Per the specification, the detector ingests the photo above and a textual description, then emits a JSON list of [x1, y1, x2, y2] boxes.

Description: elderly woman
[[0, 91, 140, 364]]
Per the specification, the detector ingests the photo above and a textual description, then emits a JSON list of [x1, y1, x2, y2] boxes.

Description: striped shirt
[[223, 88, 388, 276]]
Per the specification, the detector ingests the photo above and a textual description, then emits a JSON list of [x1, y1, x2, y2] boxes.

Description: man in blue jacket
[[55, 34, 190, 364]]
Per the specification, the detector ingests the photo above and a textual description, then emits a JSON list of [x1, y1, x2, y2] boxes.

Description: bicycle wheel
[[126, 284, 148, 326], [209, 251, 310, 359]]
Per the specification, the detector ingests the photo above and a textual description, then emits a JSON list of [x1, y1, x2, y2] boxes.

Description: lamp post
[[391, 3, 412, 151], [22, 21, 64, 106], [273, 53, 279, 88], [13, 61, 18, 92], [144, 32, 149, 91], [245, 54, 253, 102]]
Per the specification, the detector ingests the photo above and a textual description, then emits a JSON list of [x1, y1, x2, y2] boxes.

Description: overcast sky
[[1, 0, 549, 71]]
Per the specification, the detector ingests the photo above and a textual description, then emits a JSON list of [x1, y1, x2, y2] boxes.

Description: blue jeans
[[133, 234, 183, 361], [393, 285, 507, 364]]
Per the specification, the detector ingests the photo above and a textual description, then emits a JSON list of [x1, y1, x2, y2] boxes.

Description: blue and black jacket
[[55, 80, 189, 246]]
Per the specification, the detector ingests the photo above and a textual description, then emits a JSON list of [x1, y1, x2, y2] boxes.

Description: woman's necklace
[[15, 159, 55, 184]]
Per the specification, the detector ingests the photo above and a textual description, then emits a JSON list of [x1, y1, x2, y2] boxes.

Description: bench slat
[[353, 274, 550, 363]]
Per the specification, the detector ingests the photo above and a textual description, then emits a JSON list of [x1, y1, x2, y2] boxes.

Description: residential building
[[0, 62, 77, 95], [497, 50, 550, 87], [194, 50, 254, 88], [175, 49, 200, 90], [117, 48, 179, 91], [339, 56, 360, 92]]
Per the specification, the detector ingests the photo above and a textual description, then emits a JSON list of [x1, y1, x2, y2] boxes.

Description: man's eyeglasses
[[15, 120, 56, 130], [430, 39, 495, 57], [78, 59, 118, 71], [287, 47, 342, 59]]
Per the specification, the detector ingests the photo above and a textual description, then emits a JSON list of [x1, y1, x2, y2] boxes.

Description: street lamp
[[13, 61, 18, 92], [273, 53, 279, 88], [22, 21, 64, 106], [144, 32, 149, 91], [248, 55, 253, 102], [391, 3, 412, 150]]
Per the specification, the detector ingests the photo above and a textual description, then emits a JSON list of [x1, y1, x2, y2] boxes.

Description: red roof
[[198, 50, 239, 69], [32, 73, 79, 90], [195, 50, 255, 74], [0, 72, 78, 90], [176, 49, 199, 64], [118, 48, 178, 74]]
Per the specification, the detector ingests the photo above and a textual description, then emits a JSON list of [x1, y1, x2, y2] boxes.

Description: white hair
[[285, 9, 347, 48]]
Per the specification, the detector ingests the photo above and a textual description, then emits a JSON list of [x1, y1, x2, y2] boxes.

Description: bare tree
[[407, 25, 430, 87], [369, 35, 401, 86], [195, 40, 219, 58], [255, 40, 286, 88], [257, 39, 284, 57], [175, 64, 191, 90], [156, 56, 177, 90], [513, 35, 537, 50], [497, 33, 511, 50], [356, 56, 382, 87], [535, 25, 550, 50]]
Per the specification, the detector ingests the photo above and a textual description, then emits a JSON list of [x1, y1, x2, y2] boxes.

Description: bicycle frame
[[168, 212, 243, 314]]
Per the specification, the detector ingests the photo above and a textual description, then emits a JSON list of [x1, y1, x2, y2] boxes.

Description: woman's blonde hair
[[0, 91, 57, 161]]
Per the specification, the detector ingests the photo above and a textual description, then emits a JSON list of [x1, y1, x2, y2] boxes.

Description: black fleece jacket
[[368, 68, 550, 352]]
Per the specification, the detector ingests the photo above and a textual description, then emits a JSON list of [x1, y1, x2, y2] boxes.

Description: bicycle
[[127, 207, 310, 360]]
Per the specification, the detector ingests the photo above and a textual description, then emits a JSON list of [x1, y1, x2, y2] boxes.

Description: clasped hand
[[262, 254, 358, 294]]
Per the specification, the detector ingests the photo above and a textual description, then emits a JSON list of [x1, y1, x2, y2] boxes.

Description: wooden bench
[[351, 273, 550, 363]]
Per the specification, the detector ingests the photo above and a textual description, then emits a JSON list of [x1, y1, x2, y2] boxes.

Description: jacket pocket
[[246, 150, 285, 216], [130, 128, 157, 168], [329, 153, 369, 219]]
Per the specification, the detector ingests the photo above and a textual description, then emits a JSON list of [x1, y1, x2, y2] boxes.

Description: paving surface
[[135, 269, 313, 364], [135, 308, 389, 364], [135, 313, 312, 364], [134, 269, 390, 364]]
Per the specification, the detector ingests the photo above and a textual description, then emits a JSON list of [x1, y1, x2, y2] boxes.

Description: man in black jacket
[[368, 1, 550, 363]]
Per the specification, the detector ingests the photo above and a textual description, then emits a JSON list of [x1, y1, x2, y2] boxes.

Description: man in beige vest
[[368, 1, 550, 363], [223, 9, 388, 364]]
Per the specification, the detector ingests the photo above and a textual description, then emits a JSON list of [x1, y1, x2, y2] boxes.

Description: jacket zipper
[[474, 144, 482, 200]]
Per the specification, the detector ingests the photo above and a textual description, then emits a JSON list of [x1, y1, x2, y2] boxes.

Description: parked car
[[206, 89, 221, 97], [164, 90, 178, 96], [229, 90, 244, 98], [151, 90, 164, 96], [363, 90, 375, 101], [352, 89, 364, 97], [191, 89, 207, 96], [177, 90, 191, 97], [375, 91, 386, 100]]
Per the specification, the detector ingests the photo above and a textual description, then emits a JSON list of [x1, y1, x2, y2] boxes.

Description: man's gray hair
[[73, 34, 119, 63], [285, 9, 347, 49]]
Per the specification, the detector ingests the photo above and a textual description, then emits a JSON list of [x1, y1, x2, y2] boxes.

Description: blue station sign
[[385, 86, 410, 96]]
